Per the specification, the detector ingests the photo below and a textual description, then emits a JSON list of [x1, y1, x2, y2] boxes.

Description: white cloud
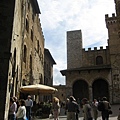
[[38, 0, 115, 85]]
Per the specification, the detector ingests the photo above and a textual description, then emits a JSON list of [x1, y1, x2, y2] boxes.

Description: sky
[[37, 0, 116, 85]]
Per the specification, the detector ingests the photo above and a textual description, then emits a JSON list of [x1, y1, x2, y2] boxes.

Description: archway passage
[[92, 79, 109, 101], [73, 80, 89, 101]]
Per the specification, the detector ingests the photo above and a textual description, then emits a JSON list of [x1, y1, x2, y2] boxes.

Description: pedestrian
[[16, 99, 26, 120], [13, 96, 18, 112], [73, 97, 80, 120], [25, 95, 33, 120], [66, 96, 79, 120], [91, 99, 98, 120], [101, 97, 111, 120], [65, 98, 69, 115], [82, 98, 92, 120], [52, 97, 60, 120], [9, 97, 17, 120]]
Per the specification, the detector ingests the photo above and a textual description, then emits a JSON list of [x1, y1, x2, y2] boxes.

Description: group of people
[[44, 96, 120, 120], [82, 97, 118, 120], [8, 95, 120, 120], [8, 95, 61, 120], [64, 96, 113, 120], [8, 95, 33, 120]]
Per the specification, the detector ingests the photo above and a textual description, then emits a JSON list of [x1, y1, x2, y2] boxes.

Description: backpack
[[97, 101, 105, 111]]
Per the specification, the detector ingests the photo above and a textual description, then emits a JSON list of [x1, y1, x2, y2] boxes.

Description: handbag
[[49, 113, 53, 119], [108, 110, 112, 114]]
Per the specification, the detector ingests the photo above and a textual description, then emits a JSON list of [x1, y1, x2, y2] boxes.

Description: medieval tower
[[60, 0, 120, 104], [67, 30, 83, 69]]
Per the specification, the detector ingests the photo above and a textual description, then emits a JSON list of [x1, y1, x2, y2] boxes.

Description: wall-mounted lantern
[[9, 77, 13, 92]]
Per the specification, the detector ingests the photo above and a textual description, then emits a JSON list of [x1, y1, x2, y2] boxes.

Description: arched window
[[96, 56, 103, 65]]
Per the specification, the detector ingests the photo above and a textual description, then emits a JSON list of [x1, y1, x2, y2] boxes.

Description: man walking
[[25, 95, 33, 120], [66, 96, 79, 120], [101, 97, 111, 120]]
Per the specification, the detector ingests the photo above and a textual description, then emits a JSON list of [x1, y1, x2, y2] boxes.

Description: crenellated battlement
[[82, 46, 109, 52], [105, 13, 117, 27]]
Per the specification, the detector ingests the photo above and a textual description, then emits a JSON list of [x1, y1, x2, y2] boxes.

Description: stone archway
[[92, 79, 109, 100], [73, 80, 89, 100]]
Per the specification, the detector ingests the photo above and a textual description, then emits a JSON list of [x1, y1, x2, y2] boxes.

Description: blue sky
[[38, 0, 115, 85]]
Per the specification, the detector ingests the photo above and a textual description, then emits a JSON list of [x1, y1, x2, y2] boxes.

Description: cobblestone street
[[33, 104, 120, 120]]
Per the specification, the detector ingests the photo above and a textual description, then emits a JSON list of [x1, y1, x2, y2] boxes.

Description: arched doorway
[[92, 79, 109, 100], [73, 80, 89, 100]]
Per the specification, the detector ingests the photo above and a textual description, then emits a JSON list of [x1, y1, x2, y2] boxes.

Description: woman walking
[[82, 98, 92, 120], [92, 99, 98, 120], [9, 97, 17, 120], [16, 99, 26, 120], [52, 97, 60, 120]]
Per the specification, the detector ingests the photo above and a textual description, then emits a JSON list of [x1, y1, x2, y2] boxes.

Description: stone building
[[19, 0, 45, 99], [0, 0, 46, 119], [60, 0, 120, 104], [44, 48, 56, 101]]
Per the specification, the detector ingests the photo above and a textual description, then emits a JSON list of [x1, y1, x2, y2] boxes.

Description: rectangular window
[[31, 29, 33, 41]]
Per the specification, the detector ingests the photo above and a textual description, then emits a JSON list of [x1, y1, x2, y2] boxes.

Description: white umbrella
[[20, 84, 58, 95]]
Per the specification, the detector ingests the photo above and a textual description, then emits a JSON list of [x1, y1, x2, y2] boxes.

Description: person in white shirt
[[9, 97, 17, 120], [13, 97, 18, 112], [16, 99, 26, 120], [92, 99, 98, 120], [25, 95, 33, 120]]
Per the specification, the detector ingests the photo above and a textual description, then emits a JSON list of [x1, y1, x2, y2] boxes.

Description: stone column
[[89, 86, 93, 101], [109, 85, 113, 104]]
